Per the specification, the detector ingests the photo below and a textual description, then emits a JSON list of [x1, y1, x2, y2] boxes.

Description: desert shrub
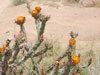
[[12, 0, 27, 6]]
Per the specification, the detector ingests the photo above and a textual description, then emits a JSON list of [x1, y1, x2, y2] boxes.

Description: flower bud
[[56, 60, 59, 68], [35, 6, 41, 12], [89, 58, 92, 62], [32, 10, 38, 16], [62, 60, 66, 66], [16, 16, 25, 25], [72, 72, 75, 75], [40, 34, 44, 39], [41, 67, 45, 75]]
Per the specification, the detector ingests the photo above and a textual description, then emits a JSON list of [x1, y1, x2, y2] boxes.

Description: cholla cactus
[[0, 1, 92, 75]]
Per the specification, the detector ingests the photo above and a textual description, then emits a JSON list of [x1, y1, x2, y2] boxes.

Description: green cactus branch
[[9, 13, 49, 68], [59, 63, 68, 75], [80, 59, 92, 69], [31, 57, 41, 75], [31, 44, 53, 75], [26, 0, 40, 36], [9, 44, 20, 63], [9, 33, 25, 63], [2, 47, 12, 75], [20, 25, 27, 41], [32, 46, 53, 57], [45, 44, 76, 74], [9, 23, 27, 63], [0, 39, 12, 75], [9, 39, 43, 68], [45, 50, 69, 73], [39, 20, 46, 36], [35, 18, 40, 35], [52, 64, 59, 75], [63, 47, 73, 75]]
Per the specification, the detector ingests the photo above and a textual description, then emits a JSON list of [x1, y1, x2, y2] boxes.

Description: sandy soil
[[0, 0, 100, 56]]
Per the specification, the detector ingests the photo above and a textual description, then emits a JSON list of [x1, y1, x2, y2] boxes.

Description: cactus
[[0, 1, 92, 75]]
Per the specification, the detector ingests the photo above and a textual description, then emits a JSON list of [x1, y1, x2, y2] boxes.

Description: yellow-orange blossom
[[32, 10, 38, 16], [69, 38, 76, 46], [17, 16, 25, 23], [72, 56, 80, 64], [0, 45, 6, 54], [35, 6, 41, 12]]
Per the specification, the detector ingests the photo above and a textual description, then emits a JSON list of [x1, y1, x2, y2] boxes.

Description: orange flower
[[3, 45, 6, 50], [69, 38, 76, 46], [32, 10, 38, 16], [17, 16, 25, 23], [35, 6, 41, 12], [72, 56, 80, 64], [0, 48, 3, 54], [0, 45, 6, 54]]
